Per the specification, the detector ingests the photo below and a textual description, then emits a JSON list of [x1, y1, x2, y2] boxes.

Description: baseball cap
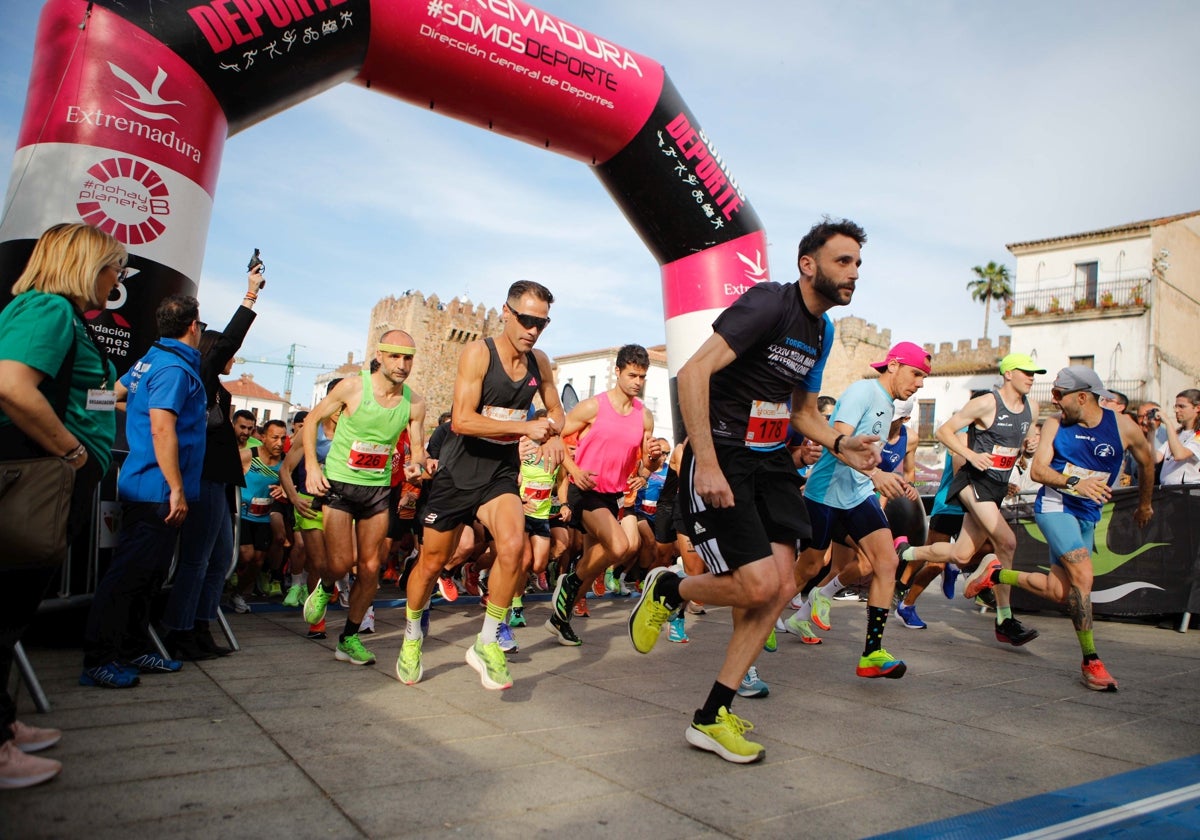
[[893, 397, 915, 419], [999, 353, 1047, 374], [1052, 366, 1115, 400], [871, 341, 931, 375]]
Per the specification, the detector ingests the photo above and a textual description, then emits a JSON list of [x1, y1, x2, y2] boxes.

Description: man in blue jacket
[[81, 295, 208, 688]]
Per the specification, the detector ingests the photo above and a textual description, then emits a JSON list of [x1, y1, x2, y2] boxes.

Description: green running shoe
[[809, 590, 832, 631], [856, 648, 907, 679], [684, 706, 765, 764], [282, 583, 305, 608], [396, 637, 423, 685], [604, 567, 617, 593], [465, 635, 512, 690], [334, 634, 376, 666], [509, 607, 527, 628], [763, 628, 778, 653], [303, 583, 330, 625], [628, 567, 677, 654]]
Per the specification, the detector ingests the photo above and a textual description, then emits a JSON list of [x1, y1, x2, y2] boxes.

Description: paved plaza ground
[[4, 590, 1199, 838]]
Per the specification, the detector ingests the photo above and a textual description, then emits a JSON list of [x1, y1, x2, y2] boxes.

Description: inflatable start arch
[[0, 0, 769, 391]]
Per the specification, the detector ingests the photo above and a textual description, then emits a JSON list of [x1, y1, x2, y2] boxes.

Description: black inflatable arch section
[[1, 0, 771, 382]]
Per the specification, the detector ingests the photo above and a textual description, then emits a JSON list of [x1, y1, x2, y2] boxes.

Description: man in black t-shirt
[[628, 218, 881, 764]]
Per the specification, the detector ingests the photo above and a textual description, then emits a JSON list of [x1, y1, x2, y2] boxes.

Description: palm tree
[[967, 261, 1013, 340]]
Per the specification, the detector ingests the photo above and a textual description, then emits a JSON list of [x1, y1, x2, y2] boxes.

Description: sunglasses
[[508, 307, 550, 331], [1050, 387, 1084, 401], [196, 320, 208, 332]]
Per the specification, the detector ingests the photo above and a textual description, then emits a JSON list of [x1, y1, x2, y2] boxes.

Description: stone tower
[[367, 291, 503, 416]]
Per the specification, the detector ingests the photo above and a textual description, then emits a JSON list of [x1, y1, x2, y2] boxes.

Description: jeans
[[162, 480, 234, 630], [83, 501, 179, 667]]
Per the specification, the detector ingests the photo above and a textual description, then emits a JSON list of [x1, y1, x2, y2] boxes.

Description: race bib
[[347, 440, 390, 473], [1062, 462, 1111, 495], [481, 405, 525, 444], [86, 388, 116, 412], [247, 497, 272, 517], [641, 499, 658, 516], [522, 481, 553, 502], [989, 445, 1019, 471], [744, 400, 789, 448]]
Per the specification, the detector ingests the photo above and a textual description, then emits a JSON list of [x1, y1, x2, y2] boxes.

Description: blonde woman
[[0, 223, 125, 787]]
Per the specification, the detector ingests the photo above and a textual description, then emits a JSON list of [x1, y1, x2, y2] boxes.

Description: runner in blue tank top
[[966, 366, 1154, 692]]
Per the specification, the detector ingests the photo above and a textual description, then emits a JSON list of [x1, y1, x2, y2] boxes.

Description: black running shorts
[[325, 479, 391, 520], [421, 471, 518, 533], [679, 444, 810, 575]]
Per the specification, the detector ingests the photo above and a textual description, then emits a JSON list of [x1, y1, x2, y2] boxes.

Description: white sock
[[404, 603, 426, 640], [819, 576, 843, 598], [292, 571, 307, 587]]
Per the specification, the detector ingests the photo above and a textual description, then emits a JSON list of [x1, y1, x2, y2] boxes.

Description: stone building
[[367, 291, 503, 417]]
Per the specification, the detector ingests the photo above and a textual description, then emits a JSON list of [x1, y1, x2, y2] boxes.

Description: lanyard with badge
[[75, 307, 117, 413]]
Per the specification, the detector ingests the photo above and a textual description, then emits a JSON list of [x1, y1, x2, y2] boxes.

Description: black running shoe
[[995, 617, 1039, 646], [544, 614, 581, 646]]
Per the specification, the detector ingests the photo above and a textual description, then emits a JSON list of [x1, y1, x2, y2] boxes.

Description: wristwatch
[[1064, 474, 1081, 489]]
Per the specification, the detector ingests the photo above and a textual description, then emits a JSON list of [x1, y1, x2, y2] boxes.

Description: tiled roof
[[1007, 210, 1200, 251], [223, 375, 288, 403]]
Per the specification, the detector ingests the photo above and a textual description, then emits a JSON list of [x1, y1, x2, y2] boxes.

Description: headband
[[378, 343, 416, 355]]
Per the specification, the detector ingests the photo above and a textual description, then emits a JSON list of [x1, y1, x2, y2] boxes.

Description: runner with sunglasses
[[399, 281, 566, 690]]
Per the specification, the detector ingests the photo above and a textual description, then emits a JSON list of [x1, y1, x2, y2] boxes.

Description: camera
[[247, 248, 265, 275], [1147, 408, 1159, 421]]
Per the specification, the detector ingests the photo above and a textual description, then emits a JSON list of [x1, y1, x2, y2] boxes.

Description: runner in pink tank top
[[546, 345, 660, 646]]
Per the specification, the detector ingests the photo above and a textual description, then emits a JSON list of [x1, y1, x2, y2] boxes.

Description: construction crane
[[233, 343, 341, 403]]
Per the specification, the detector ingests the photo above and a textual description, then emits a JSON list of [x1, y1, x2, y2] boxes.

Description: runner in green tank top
[[301, 330, 427, 667]]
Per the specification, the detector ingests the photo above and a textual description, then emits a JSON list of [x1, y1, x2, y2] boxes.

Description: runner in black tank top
[[399, 282, 567, 693]]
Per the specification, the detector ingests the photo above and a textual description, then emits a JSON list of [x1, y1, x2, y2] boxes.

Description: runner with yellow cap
[[894, 351, 1044, 647]]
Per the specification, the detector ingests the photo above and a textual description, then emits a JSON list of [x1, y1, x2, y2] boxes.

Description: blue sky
[[2, 1, 1198, 407]]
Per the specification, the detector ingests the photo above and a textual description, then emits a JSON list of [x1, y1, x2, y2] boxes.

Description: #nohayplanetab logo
[[76, 156, 171, 244]]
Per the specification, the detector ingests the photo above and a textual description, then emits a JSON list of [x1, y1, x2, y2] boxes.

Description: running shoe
[[462, 563, 480, 597], [544, 614, 582, 646], [963, 553, 1001, 600], [686, 601, 707, 615], [335, 634, 376, 665], [789, 593, 806, 611], [535, 571, 549, 592], [896, 603, 927, 629], [360, 606, 376, 635], [833, 588, 859, 601], [893, 536, 912, 569], [942, 564, 960, 599], [592, 574, 607, 598], [667, 615, 689, 643], [466, 635, 512, 690], [618, 578, 636, 597], [303, 584, 330, 625], [628, 567, 678, 654], [497, 622, 519, 653], [573, 598, 590, 617], [737, 666, 769, 698], [0, 740, 62, 789], [396, 638, 423, 684], [604, 567, 618, 593], [995, 617, 1039, 646], [809, 590, 832, 631], [509, 607, 527, 628], [282, 583, 305, 607], [228, 593, 251, 614], [762, 628, 777, 653], [267, 579, 283, 598], [784, 614, 823, 645], [306, 618, 327, 640], [550, 573, 578, 623], [1081, 658, 1118, 691], [684, 707, 765, 764], [437, 573, 459, 602], [130, 652, 183, 674], [856, 649, 907, 679], [79, 661, 139, 688], [337, 581, 351, 609]]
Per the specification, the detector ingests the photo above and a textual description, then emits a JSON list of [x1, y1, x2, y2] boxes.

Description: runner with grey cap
[[964, 366, 1155, 690], [894, 352, 1043, 647]]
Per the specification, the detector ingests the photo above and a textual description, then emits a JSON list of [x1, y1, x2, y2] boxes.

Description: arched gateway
[[0, 0, 770, 399]]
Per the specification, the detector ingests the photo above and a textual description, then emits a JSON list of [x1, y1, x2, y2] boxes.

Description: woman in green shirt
[[0, 223, 125, 787]]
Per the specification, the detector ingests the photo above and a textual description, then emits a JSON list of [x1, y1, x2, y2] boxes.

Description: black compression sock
[[694, 681, 737, 725], [340, 620, 361, 642]]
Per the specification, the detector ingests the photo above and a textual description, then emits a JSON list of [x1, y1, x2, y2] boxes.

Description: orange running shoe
[[1081, 658, 1118, 691], [592, 575, 607, 597]]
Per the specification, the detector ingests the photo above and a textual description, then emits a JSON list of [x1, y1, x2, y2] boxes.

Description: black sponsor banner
[[0, 238, 197, 379], [93, 0, 371, 134], [595, 74, 761, 266], [1008, 485, 1200, 617]]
